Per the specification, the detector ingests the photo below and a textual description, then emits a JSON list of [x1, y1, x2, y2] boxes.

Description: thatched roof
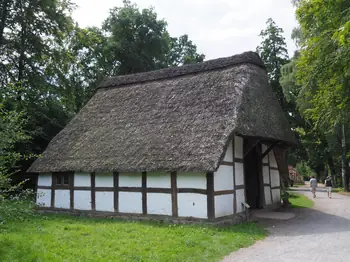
[[28, 51, 295, 173]]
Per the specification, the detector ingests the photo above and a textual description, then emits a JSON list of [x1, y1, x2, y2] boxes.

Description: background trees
[[0, 0, 204, 186]]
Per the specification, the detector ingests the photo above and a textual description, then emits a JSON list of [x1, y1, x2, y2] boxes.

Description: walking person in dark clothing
[[325, 176, 333, 198]]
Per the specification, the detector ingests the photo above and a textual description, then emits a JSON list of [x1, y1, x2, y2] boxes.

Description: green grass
[[288, 193, 314, 208], [0, 214, 266, 262]]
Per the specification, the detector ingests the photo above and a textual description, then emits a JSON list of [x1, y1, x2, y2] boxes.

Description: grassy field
[[0, 214, 266, 262], [288, 193, 314, 208]]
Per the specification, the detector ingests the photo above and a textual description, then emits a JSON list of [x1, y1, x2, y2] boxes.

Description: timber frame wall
[[36, 135, 281, 221]]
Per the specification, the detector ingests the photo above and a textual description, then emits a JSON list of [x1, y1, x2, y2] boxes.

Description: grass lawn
[[288, 193, 314, 208], [0, 214, 266, 262]]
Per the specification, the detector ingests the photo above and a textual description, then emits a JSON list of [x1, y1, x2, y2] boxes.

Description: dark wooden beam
[[113, 172, 119, 212], [142, 172, 147, 215], [91, 172, 96, 211], [206, 172, 215, 220], [243, 138, 260, 158], [51, 173, 56, 207], [232, 138, 237, 214], [171, 172, 178, 217], [261, 141, 279, 160], [70, 172, 74, 210]]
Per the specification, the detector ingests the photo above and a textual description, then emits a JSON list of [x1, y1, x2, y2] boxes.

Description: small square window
[[56, 174, 70, 186]]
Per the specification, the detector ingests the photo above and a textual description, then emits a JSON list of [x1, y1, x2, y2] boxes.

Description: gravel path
[[222, 190, 350, 262]]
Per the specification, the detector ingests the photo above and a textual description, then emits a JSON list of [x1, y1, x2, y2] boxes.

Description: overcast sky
[[72, 0, 297, 60]]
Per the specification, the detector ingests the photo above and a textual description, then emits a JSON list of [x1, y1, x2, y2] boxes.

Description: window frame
[[53, 172, 72, 188]]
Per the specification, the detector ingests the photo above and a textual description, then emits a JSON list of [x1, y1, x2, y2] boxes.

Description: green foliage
[[0, 85, 36, 223], [257, 18, 289, 110], [0, 214, 266, 261], [295, 162, 316, 181], [294, 0, 350, 190]]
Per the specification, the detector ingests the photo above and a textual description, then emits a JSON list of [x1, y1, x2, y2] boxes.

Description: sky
[[72, 0, 298, 60]]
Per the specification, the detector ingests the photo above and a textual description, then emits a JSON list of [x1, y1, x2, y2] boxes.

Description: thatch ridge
[[28, 51, 295, 173], [98, 51, 265, 88]]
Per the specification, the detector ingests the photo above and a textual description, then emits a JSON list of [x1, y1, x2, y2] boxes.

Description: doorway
[[244, 140, 264, 209]]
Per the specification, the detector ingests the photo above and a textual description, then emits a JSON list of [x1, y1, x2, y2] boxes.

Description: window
[[56, 173, 70, 186]]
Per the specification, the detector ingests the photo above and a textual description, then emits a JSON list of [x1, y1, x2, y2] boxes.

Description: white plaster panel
[[272, 189, 281, 203], [74, 190, 91, 210], [147, 193, 172, 215], [264, 186, 272, 205], [214, 165, 234, 191], [236, 189, 246, 213], [95, 192, 114, 212], [95, 172, 113, 187], [119, 192, 142, 214], [54, 190, 70, 209], [234, 135, 244, 159], [262, 144, 269, 163], [38, 173, 52, 186], [177, 193, 207, 218], [270, 169, 280, 188], [36, 189, 51, 207], [177, 172, 206, 189], [119, 173, 142, 187], [74, 172, 91, 187], [223, 140, 233, 162], [235, 162, 244, 186], [147, 172, 171, 188], [263, 166, 270, 184], [269, 151, 278, 168], [215, 194, 234, 218]]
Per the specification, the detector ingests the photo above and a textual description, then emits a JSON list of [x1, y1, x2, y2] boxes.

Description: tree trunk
[[341, 124, 349, 191], [327, 156, 336, 186], [0, 0, 10, 46]]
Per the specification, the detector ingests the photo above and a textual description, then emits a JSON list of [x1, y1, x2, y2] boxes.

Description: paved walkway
[[222, 190, 350, 262]]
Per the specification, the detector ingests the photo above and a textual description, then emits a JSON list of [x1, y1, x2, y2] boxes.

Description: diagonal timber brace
[[261, 141, 279, 160], [243, 138, 260, 158]]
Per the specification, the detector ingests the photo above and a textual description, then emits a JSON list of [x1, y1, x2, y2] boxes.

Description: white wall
[[264, 186, 272, 205], [54, 190, 70, 209], [263, 166, 270, 184], [270, 170, 280, 188], [119, 192, 142, 213], [38, 173, 52, 186], [95, 173, 113, 187], [36, 189, 51, 207], [235, 163, 244, 186], [177, 172, 206, 189], [74, 172, 90, 187], [74, 190, 91, 210], [215, 194, 234, 217], [119, 173, 142, 187], [147, 172, 171, 188], [223, 140, 233, 162], [262, 144, 269, 164], [235, 189, 246, 213], [147, 193, 172, 215], [178, 193, 207, 218], [234, 135, 244, 159], [269, 151, 278, 168], [272, 189, 281, 203], [214, 165, 234, 191], [95, 191, 114, 212]]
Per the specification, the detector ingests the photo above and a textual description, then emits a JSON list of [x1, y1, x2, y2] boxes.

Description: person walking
[[309, 176, 317, 198], [325, 176, 333, 198]]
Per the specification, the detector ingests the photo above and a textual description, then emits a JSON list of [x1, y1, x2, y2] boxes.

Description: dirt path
[[222, 190, 350, 262]]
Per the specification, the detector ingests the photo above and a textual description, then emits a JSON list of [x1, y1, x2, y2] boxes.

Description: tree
[[257, 18, 290, 113], [295, 0, 350, 190]]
